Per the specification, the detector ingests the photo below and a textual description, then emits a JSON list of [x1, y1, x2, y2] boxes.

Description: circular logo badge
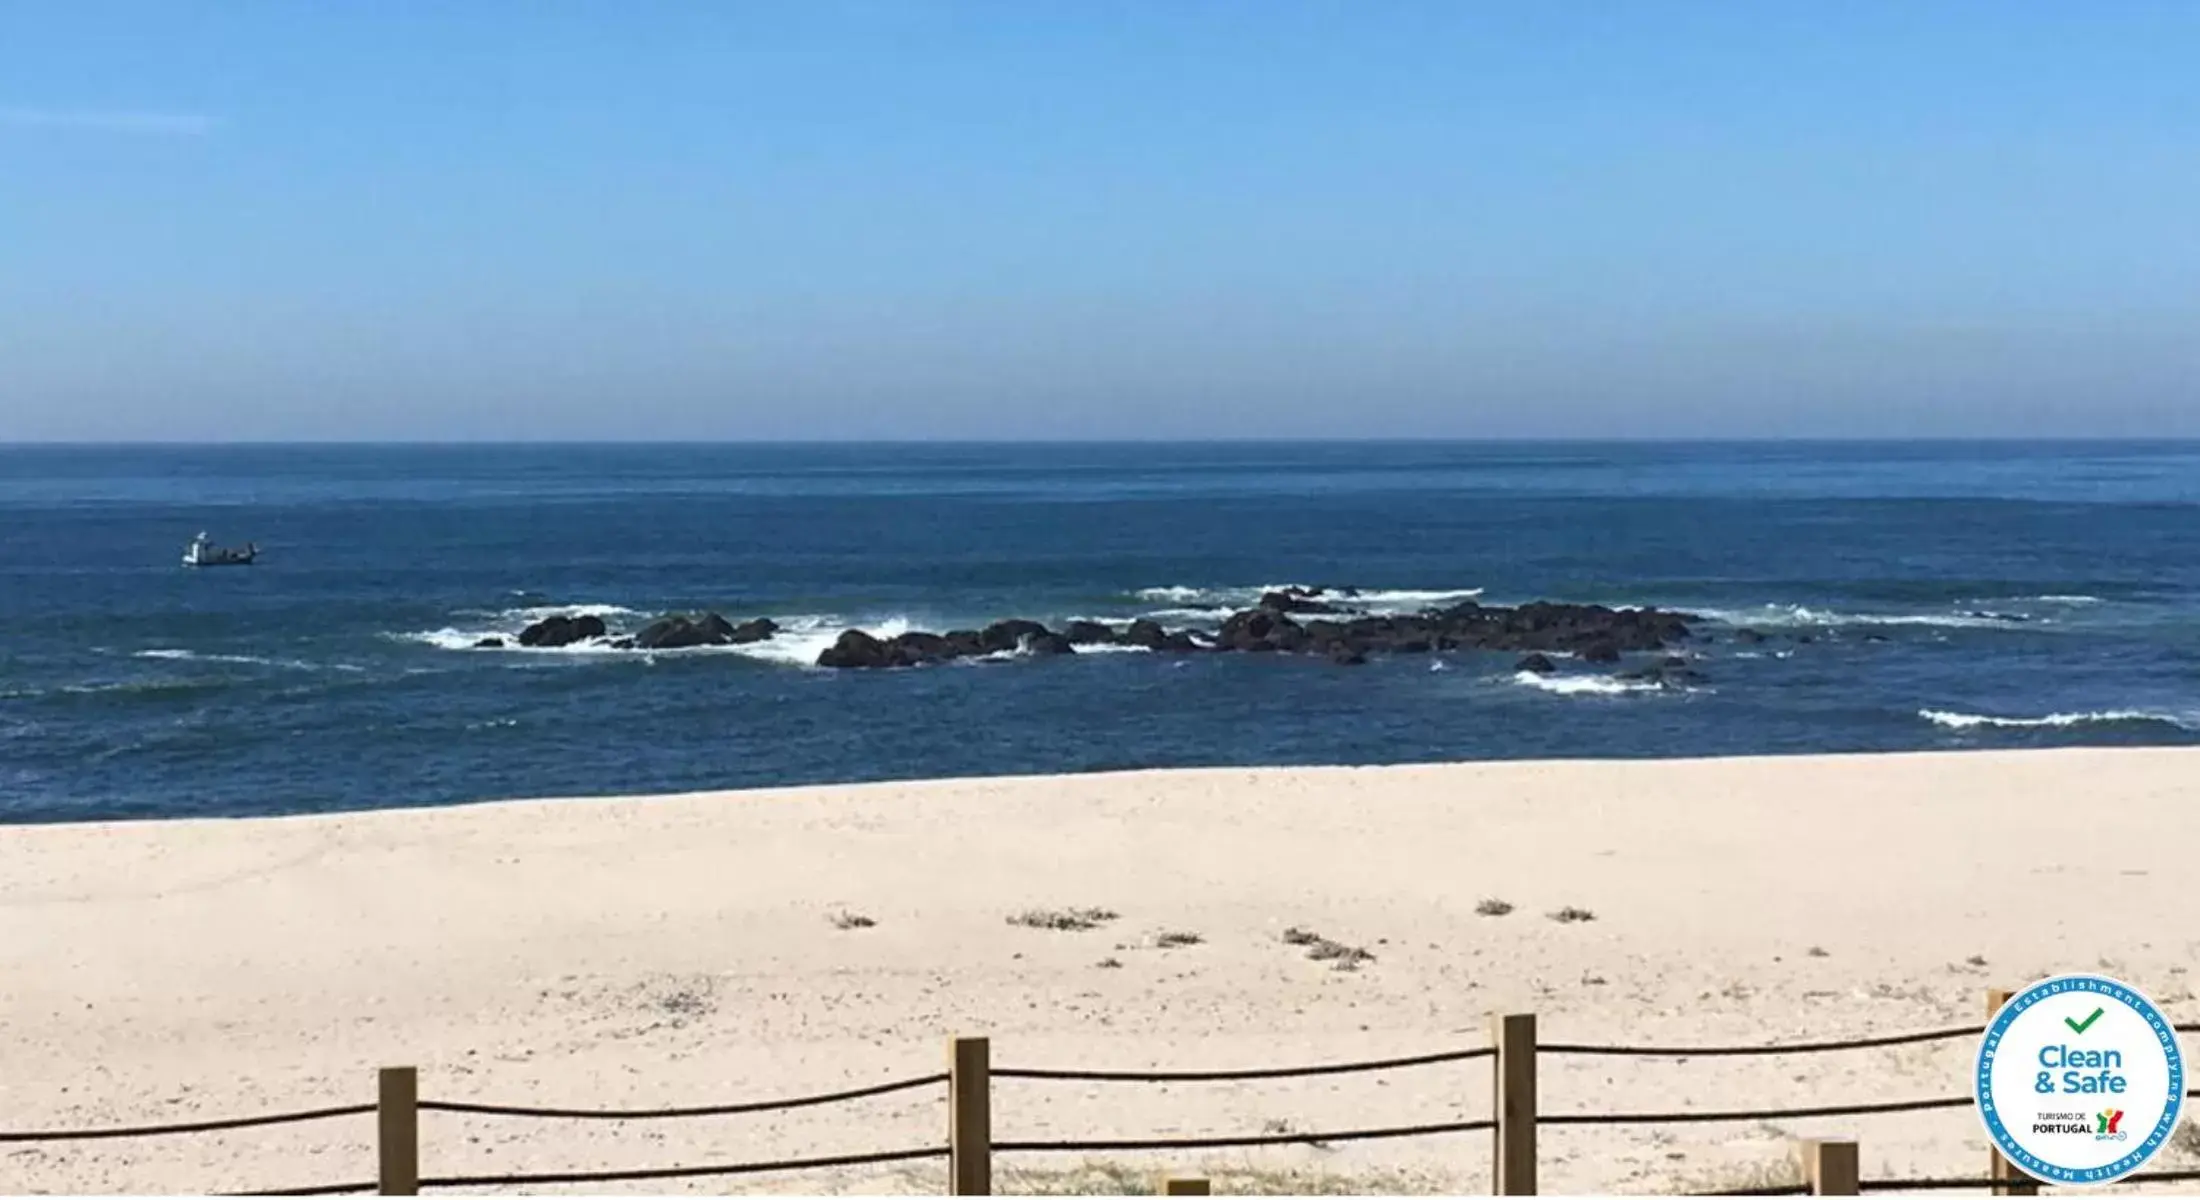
[[1976, 974, 2186, 1185]]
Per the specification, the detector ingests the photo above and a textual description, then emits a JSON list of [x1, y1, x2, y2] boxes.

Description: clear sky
[[3, 2, 2195, 441]]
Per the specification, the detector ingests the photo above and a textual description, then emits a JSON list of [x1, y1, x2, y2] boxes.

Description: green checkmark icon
[[2065, 1007, 2104, 1035]]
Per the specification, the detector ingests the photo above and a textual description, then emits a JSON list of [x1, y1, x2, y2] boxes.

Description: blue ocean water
[[3, 441, 2197, 823]]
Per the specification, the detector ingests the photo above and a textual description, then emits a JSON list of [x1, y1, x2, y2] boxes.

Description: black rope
[[417, 1072, 946, 1120], [1697, 1185, 1810, 1196], [1857, 1177, 1994, 1192], [1542, 1094, 1974, 1125], [0, 1103, 374, 1143], [221, 1182, 378, 1196], [1544, 1026, 1980, 1058], [995, 1045, 1494, 1083], [414, 1145, 946, 1188], [996, 1117, 1496, 1153]]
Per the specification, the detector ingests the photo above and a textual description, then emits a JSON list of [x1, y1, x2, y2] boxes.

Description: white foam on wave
[[500, 603, 642, 622], [1919, 708, 2199, 732], [1351, 587, 1486, 606], [134, 648, 361, 672], [721, 616, 914, 667], [1510, 671, 1665, 697], [395, 613, 927, 667], [1131, 583, 1483, 621], [1139, 607, 1232, 623], [1698, 604, 2026, 630]]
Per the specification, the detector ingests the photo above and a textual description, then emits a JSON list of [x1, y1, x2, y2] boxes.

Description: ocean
[[3, 441, 2197, 823]]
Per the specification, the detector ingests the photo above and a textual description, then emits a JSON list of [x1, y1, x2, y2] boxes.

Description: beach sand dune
[[4, 748, 2197, 1193]]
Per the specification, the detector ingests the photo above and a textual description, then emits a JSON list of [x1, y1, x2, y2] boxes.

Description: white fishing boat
[[183, 532, 257, 567]]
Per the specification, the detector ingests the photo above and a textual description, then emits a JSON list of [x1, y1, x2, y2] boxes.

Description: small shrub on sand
[[1154, 930, 1204, 949], [993, 1161, 1443, 1195], [1009, 907, 1120, 932], [1548, 905, 1597, 924], [1667, 1152, 1805, 1197], [828, 910, 876, 930], [1476, 897, 1515, 917], [1282, 925, 1375, 971]]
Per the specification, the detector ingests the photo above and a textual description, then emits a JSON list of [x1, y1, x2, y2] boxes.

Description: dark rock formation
[[810, 596, 1698, 669], [1515, 653, 1557, 674], [1735, 628, 1767, 644], [517, 613, 606, 648], [979, 619, 1050, 654], [474, 636, 506, 649], [817, 629, 894, 669], [631, 612, 780, 650], [1577, 639, 1622, 664], [634, 613, 726, 650], [1259, 589, 1339, 614], [1022, 631, 1076, 657], [1121, 619, 1170, 650]]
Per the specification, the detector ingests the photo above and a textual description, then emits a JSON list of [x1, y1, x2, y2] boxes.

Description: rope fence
[[992, 1044, 1493, 1082], [414, 1071, 948, 1120], [9, 991, 2197, 1196], [0, 1102, 374, 1143]]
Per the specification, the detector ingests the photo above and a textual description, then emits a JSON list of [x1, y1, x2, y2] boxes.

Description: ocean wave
[[1131, 583, 1484, 618], [1918, 708, 2199, 732], [134, 648, 361, 672], [1510, 671, 1665, 697], [1138, 607, 1232, 623], [395, 614, 914, 667], [57, 678, 235, 700], [721, 616, 912, 667], [1697, 604, 2027, 630], [501, 603, 642, 622]]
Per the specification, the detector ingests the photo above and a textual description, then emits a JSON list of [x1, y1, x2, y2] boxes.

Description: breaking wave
[[1131, 583, 1484, 618], [133, 649, 360, 672], [392, 613, 918, 668], [1697, 604, 2030, 630], [1918, 708, 2199, 732], [1509, 671, 1666, 697]]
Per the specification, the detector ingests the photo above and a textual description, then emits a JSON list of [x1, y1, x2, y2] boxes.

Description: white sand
[[4, 748, 2197, 1194]]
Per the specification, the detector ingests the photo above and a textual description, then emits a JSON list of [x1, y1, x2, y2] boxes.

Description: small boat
[[183, 532, 257, 567]]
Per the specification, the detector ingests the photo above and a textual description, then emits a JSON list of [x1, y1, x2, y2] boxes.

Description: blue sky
[[3, 2, 2195, 440]]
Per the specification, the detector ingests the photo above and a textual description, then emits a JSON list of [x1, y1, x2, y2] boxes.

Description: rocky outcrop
[[517, 614, 606, 648], [811, 597, 1697, 669], [1515, 652, 1557, 674], [1259, 588, 1339, 614], [631, 613, 780, 650]]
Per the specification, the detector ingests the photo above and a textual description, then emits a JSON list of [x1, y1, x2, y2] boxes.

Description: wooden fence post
[[1491, 1012, 1537, 1195], [1160, 1178, 1210, 1195], [949, 1036, 992, 1196], [1984, 989, 2040, 1197], [1800, 1137, 1858, 1196], [377, 1066, 418, 1196]]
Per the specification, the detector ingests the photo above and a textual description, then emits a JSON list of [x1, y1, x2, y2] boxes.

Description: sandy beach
[[5, 748, 2197, 1194]]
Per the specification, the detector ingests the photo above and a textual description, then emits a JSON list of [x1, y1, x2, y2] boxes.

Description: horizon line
[[2, 435, 2198, 452]]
